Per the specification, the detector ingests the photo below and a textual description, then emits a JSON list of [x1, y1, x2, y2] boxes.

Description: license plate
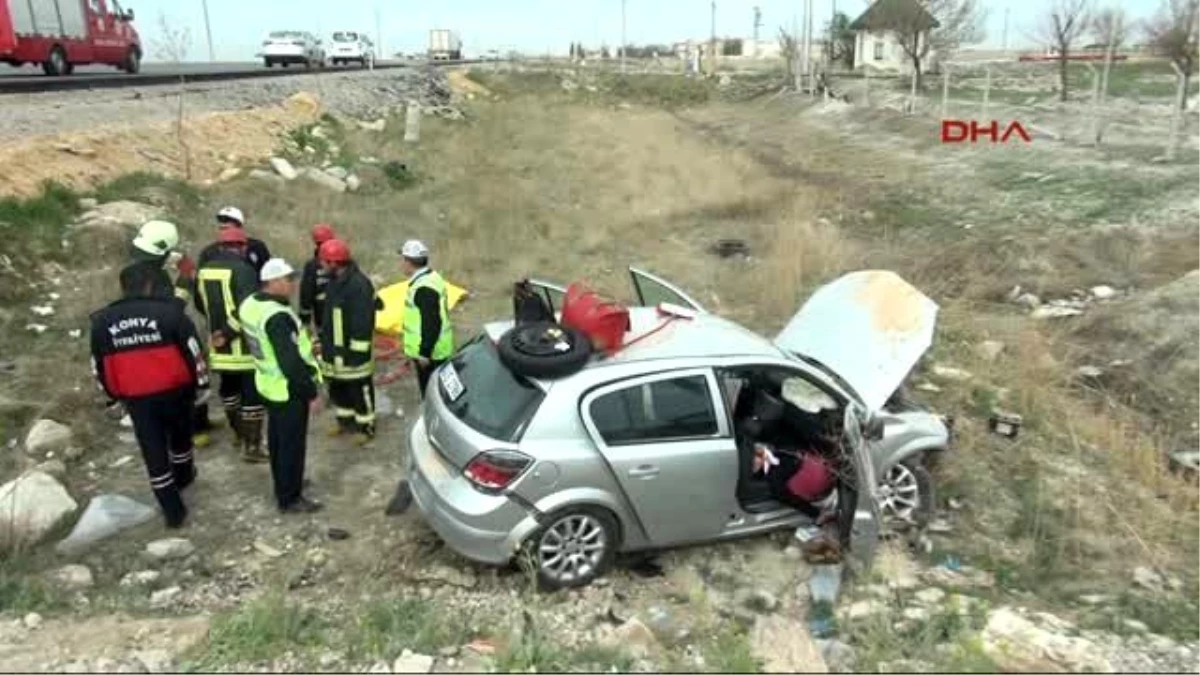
[[439, 362, 465, 402]]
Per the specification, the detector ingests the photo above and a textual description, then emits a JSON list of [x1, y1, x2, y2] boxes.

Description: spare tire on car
[[497, 321, 593, 379]]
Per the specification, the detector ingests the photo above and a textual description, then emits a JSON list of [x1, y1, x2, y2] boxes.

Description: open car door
[[839, 406, 882, 569], [527, 279, 567, 315], [628, 267, 708, 314]]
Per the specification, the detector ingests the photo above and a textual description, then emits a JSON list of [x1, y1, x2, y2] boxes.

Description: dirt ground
[[1, 69, 1197, 673]]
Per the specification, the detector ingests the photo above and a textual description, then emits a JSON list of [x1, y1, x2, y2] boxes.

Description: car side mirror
[[124, 9, 134, 20], [863, 415, 885, 441]]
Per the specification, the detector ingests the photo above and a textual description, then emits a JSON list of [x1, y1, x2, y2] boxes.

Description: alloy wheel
[[537, 513, 608, 585], [878, 462, 922, 522]]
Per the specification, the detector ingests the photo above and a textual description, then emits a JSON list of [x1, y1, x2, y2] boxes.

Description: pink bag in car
[[786, 454, 836, 503]]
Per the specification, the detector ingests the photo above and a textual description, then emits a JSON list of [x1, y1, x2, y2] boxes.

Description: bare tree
[[1036, 0, 1091, 102], [153, 13, 194, 179], [1091, 6, 1126, 106], [855, 0, 986, 90], [1146, 0, 1199, 109]]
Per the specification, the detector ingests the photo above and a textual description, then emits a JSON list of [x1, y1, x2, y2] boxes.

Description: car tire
[[520, 506, 619, 591], [123, 47, 140, 74], [497, 321, 593, 379], [42, 46, 67, 76], [879, 456, 936, 528]]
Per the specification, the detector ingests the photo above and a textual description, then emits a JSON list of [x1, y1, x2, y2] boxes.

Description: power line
[[200, 0, 214, 61]]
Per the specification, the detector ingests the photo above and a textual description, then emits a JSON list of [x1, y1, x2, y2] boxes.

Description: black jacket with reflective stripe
[[318, 262, 380, 378]]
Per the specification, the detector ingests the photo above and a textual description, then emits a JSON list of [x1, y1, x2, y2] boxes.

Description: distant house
[[849, 0, 940, 74]]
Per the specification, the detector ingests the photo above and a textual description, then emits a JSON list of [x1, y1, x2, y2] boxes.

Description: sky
[[130, 0, 1165, 62]]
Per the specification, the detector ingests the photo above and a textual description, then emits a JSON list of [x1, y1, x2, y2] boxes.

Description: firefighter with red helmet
[[194, 226, 267, 463], [299, 223, 336, 333], [317, 238, 381, 445], [91, 263, 210, 528]]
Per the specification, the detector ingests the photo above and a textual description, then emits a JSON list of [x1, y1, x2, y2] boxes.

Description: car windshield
[[269, 31, 303, 39], [441, 336, 545, 443], [333, 32, 358, 42]]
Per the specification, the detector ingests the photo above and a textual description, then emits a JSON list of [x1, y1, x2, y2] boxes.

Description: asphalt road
[[0, 59, 414, 82]]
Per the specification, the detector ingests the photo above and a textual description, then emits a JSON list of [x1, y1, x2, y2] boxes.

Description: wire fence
[[829, 61, 1199, 158]]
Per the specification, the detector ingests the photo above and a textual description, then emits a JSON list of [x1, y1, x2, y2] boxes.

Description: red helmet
[[318, 238, 351, 264], [311, 223, 336, 245], [217, 227, 248, 245]]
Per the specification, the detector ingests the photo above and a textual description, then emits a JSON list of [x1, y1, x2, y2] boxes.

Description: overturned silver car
[[403, 268, 951, 589]]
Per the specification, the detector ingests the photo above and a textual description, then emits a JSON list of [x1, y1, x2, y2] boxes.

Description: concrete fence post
[[1167, 62, 1187, 161], [1085, 62, 1101, 147], [404, 102, 421, 144], [982, 65, 991, 119], [941, 65, 951, 119], [909, 68, 918, 115]]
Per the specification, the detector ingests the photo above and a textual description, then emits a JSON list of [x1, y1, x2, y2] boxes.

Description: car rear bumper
[[405, 417, 530, 566]]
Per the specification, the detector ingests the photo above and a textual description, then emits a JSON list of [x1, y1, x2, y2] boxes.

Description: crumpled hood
[[774, 270, 938, 412]]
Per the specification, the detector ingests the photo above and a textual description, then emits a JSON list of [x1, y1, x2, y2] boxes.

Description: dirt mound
[[1073, 270, 1199, 443], [447, 70, 493, 99], [0, 96, 322, 198]]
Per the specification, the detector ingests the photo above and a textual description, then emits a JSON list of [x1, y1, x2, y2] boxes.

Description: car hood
[[774, 270, 938, 412]]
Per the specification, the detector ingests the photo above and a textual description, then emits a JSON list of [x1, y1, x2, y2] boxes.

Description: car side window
[[590, 375, 717, 445]]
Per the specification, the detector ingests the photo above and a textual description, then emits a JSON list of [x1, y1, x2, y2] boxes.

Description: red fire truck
[[0, 0, 142, 76]]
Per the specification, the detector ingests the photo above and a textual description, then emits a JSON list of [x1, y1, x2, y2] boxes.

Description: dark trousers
[[126, 388, 196, 527], [415, 359, 446, 401], [267, 396, 310, 508], [329, 377, 375, 434]]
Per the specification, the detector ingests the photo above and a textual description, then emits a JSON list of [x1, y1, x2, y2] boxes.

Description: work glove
[[210, 330, 228, 349], [176, 254, 197, 281]]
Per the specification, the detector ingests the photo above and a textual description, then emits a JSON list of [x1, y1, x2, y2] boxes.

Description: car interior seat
[[735, 387, 786, 506]]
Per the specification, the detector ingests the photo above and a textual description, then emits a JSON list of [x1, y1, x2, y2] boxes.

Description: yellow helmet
[[132, 220, 180, 256]]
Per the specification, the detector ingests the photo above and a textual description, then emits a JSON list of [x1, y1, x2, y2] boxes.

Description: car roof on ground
[[485, 306, 785, 372]]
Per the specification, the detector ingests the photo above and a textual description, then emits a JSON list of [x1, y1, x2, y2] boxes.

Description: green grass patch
[[0, 180, 81, 240], [182, 593, 329, 670], [92, 171, 202, 211], [1080, 591, 1200, 643], [847, 600, 994, 673], [348, 596, 477, 661], [465, 69, 714, 110], [702, 624, 760, 673], [0, 558, 70, 615]]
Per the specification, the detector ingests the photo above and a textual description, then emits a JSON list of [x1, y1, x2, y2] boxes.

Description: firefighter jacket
[[403, 268, 454, 361], [90, 295, 210, 401], [298, 254, 330, 330], [318, 262, 380, 380], [198, 237, 272, 275], [194, 248, 259, 372]]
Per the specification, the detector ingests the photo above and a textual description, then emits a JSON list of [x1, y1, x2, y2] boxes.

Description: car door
[[841, 405, 882, 567], [527, 279, 567, 315], [629, 267, 708, 313], [581, 368, 738, 547]]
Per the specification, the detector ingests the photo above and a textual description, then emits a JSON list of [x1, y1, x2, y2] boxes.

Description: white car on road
[[262, 31, 325, 69], [329, 31, 375, 68]]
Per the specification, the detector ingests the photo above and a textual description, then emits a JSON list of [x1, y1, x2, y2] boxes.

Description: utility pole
[[800, 0, 810, 87], [753, 6, 761, 57], [200, 0, 215, 61], [375, 6, 383, 60], [709, 0, 716, 77], [621, 0, 627, 74], [792, 13, 801, 90], [1002, 7, 1010, 52], [806, 0, 814, 91]]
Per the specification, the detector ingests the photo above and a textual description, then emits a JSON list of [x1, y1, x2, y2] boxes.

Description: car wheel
[[497, 321, 593, 379], [42, 46, 67, 76], [521, 507, 618, 591], [123, 47, 140, 74], [878, 456, 935, 528]]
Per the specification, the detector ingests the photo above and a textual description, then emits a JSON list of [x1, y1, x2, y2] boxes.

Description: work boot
[[239, 412, 268, 464], [352, 424, 375, 447], [279, 495, 324, 514], [328, 422, 349, 438], [192, 433, 211, 449]]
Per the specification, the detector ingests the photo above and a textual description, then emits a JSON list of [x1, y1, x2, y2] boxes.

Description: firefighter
[[196, 206, 272, 274], [398, 240, 455, 400], [317, 238, 380, 445], [194, 226, 267, 463], [116, 221, 216, 447], [91, 263, 210, 528], [299, 223, 336, 333], [240, 258, 324, 514]]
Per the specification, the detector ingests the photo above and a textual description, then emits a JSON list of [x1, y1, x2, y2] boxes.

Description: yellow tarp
[[375, 279, 469, 336]]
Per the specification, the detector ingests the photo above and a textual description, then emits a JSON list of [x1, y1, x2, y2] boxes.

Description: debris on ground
[[0, 470, 78, 550], [24, 419, 73, 455]]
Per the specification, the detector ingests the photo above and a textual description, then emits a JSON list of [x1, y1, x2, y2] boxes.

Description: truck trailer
[[0, 0, 142, 75], [428, 29, 461, 61]]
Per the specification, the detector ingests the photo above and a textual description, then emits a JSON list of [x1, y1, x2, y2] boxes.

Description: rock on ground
[[981, 606, 1112, 673], [24, 419, 72, 455], [750, 615, 828, 673], [49, 564, 94, 590], [56, 494, 158, 555], [269, 157, 298, 180], [304, 167, 348, 192], [392, 650, 435, 674], [0, 470, 78, 550], [143, 538, 195, 561]]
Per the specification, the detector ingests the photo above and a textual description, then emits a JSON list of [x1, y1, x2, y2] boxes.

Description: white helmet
[[216, 206, 245, 226], [400, 239, 429, 259], [132, 220, 180, 256]]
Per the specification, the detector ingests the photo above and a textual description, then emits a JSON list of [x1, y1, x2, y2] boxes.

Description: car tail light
[[463, 450, 533, 492]]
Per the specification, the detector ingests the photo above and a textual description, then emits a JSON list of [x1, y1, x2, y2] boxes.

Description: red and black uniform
[[90, 292, 209, 527], [194, 247, 264, 454]]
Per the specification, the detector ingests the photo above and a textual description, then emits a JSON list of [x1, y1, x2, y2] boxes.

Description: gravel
[[0, 67, 453, 142]]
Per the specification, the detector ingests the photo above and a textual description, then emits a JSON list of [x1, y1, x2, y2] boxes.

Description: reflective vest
[[403, 270, 454, 360], [239, 295, 321, 403], [196, 264, 255, 371]]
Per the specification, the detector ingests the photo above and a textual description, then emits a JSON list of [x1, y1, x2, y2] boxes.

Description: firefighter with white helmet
[[398, 239, 455, 400], [197, 206, 272, 275]]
